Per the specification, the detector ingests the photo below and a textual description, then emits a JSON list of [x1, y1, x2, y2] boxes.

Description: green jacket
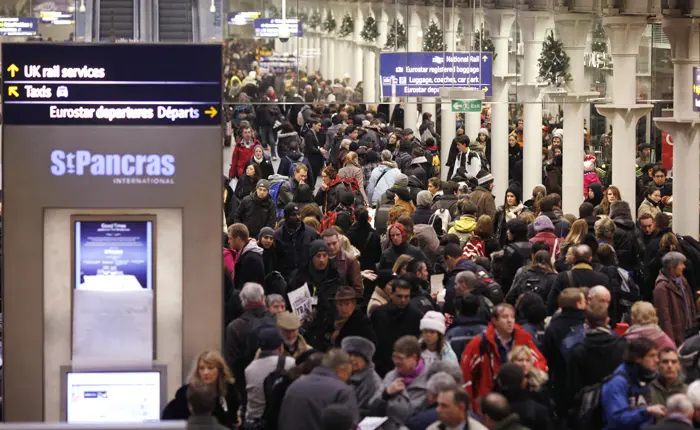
[[650, 377, 687, 407]]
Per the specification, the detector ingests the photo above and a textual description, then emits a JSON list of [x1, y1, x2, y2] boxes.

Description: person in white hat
[[420, 311, 458, 367]]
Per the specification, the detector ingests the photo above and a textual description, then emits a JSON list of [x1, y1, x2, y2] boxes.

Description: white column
[[327, 37, 336, 81], [404, 11, 421, 131], [313, 33, 321, 74], [363, 47, 377, 102], [441, 93, 457, 180], [555, 14, 596, 215], [320, 36, 329, 78], [460, 11, 481, 141], [484, 9, 515, 201], [334, 40, 345, 81], [519, 12, 553, 199], [353, 9, 364, 87], [596, 17, 652, 215], [654, 18, 700, 237]]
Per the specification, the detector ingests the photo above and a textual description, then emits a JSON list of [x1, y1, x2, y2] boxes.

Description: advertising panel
[[379, 51, 493, 97], [75, 221, 153, 290]]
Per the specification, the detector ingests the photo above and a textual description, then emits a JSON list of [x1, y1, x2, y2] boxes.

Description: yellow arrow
[[204, 106, 218, 118], [483, 55, 488, 62], [6, 63, 18, 78], [8, 86, 18, 97]]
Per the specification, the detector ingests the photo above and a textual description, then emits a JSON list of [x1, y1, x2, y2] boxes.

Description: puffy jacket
[[448, 216, 477, 246], [583, 171, 602, 198], [446, 316, 488, 358], [273, 222, 319, 280], [461, 323, 547, 411], [234, 193, 276, 239], [368, 164, 399, 203]]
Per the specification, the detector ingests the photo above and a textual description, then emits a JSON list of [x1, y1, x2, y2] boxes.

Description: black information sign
[[1, 43, 222, 125]]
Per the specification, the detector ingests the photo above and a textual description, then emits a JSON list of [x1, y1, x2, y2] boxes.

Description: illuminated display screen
[[1, 43, 222, 125]]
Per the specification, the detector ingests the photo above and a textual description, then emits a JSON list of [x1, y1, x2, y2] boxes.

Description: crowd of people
[[155, 48, 700, 430]]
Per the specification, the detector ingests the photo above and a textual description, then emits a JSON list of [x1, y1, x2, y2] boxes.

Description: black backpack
[[263, 354, 288, 401], [578, 371, 631, 429], [242, 317, 277, 369]]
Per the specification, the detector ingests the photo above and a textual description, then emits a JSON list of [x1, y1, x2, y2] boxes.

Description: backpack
[[268, 178, 291, 219], [615, 268, 640, 323], [263, 355, 288, 403], [340, 177, 364, 207], [559, 324, 585, 361], [463, 235, 486, 260], [524, 276, 547, 296], [320, 208, 354, 233], [242, 317, 277, 370], [429, 209, 450, 236], [285, 156, 303, 178], [578, 371, 632, 429]]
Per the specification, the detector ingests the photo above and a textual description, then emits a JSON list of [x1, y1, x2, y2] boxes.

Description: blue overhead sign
[[380, 52, 493, 97], [254, 18, 302, 38], [0, 17, 38, 36]]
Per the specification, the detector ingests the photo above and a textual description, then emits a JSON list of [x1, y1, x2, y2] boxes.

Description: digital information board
[[1, 43, 222, 125], [0, 16, 38, 36], [75, 221, 153, 290], [254, 18, 302, 38]]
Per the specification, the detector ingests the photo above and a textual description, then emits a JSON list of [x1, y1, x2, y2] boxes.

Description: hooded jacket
[[448, 216, 477, 246], [600, 362, 655, 430], [234, 192, 276, 239], [234, 241, 265, 290], [368, 164, 400, 203], [229, 137, 261, 179], [273, 221, 319, 281], [610, 204, 643, 272]]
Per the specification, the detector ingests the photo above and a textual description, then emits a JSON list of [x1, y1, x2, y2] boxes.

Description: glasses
[[391, 354, 408, 361]]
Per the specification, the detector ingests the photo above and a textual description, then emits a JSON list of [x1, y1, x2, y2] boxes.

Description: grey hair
[[594, 216, 616, 239], [427, 371, 458, 394], [667, 393, 694, 414], [240, 283, 265, 308], [381, 150, 393, 162], [322, 348, 352, 369], [455, 271, 478, 289], [688, 380, 700, 408], [588, 286, 611, 301], [266, 294, 285, 307], [663, 251, 687, 270]]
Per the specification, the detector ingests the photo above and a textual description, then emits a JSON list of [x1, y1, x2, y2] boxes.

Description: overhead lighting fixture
[[79, 0, 86, 12], [209, 0, 215, 13]]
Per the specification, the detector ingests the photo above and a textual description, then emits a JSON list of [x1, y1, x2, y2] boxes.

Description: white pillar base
[[363, 48, 377, 102], [654, 118, 700, 237], [520, 85, 544, 201], [491, 75, 517, 201], [441, 97, 457, 180], [405, 99, 418, 131]]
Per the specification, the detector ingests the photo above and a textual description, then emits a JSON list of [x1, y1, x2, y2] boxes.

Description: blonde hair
[[631, 301, 658, 325], [562, 219, 589, 249], [519, 211, 536, 225], [188, 350, 234, 396], [344, 151, 359, 166], [393, 254, 415, 274], [508, 345, 535, 363]]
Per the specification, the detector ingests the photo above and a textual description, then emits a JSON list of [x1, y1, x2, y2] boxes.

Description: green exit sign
[[452, 99, 482, 113]]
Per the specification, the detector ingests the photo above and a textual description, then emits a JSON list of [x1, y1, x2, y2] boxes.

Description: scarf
[[239, 139, 255, 149], [645, 196, 659, 207], [669, 272, 693, 327], [331, 317, 349, 343], [253, 155, 264, 163], [399, 358, 425, 385], [505, 203, 524, 221]]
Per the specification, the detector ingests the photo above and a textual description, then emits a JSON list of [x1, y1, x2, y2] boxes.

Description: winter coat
[[546, 263, 610, 315], [229, 138, 260, 178], [650, 376, 687, 408], [638, 198, 661, 221], [277, 130, 301, 158], [338, 163, 369, 205], [600, 362, 654, 430], [624, 324, 677, 352], [347, 220, 382, 271], [446, 316, 488, 358], [441, 256, 487, 316], [379, 243, 428, 272], [311, 309, 377, 352], [529, 231, 560, 257], [542, 308, 585, 412], [407, 156, 429, 187], [235, 174, 259, 201], [654, 271, 697, 346], [584, 171, 602, 198], [278, 366, 359, 430], [234, 241, 266, 290], [304, 130, 325, 177], [368, 164, 400, 204], [234, 193, 276, 239], [506, 267, 557, 305], [461, 323, 547, 411], [273, 221, 319, 280], [245, 156, 274, 180], [244, 352, 296, 421], [420, 341, 458, 367], [469, 187, 497, 220], [494, 204, 526, 246], [332, 250, 363, 297], [162, 383, 239, 428], [448, 216, 477, 247], [493, 241, 533, 292], [371, 303, 423, 377], [498, 387, 553, 430], [348, 364, 383, 418], [426, 418, 488, 430], [567, 327, 628, 404], [431, 195, 461, 222], [370, 363, 431, 429], [612, 217, 643, 272]]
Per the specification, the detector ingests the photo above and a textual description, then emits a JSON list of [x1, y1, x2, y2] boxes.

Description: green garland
[[267, 5, 280, 19], [473, 30, 494, 53], [361, 16, 379, 43], [538, 32, 571, 87], [323, 11, 337, 34], [309, 11, 321, 30], [338, 13, 354, 38], [288, 8, 296, 18], [422, 20, 445, 52], [299, 12, 308, 23], [384, 20, 407, 49]]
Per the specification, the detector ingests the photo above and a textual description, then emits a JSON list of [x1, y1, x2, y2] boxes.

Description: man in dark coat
[[442, 243, 487, 316], [609, 201, 643, 272], [273, 203, 319, 281], [542, 287, 586, 425], [234, 179, 276, 239], [310, 286, 377, 351], [370, 279, 423, 377], [546, 245, 610, 314], [227, 223, 265, 290]]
